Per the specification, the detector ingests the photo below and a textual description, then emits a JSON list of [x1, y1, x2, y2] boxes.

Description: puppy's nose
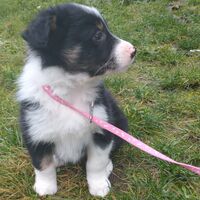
[[130, 48, 137, 59]]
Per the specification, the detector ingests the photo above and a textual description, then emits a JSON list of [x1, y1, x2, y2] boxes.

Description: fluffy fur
[[17, 3, 136, 197]]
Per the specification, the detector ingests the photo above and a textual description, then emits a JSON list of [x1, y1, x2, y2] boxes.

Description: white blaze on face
[[113, 39, 136, 71]]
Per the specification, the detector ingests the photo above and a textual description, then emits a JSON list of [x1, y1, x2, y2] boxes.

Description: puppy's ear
[[22, 11, 56, 48]]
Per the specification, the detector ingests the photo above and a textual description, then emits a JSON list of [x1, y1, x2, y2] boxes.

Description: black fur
[[94, 85, 127, 150]]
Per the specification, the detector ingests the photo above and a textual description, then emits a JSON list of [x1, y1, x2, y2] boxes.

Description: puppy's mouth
[[114, 56, 136, 73], [95, 56, 135, 76]]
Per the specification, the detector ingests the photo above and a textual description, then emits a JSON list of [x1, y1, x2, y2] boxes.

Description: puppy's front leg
[[86, 140, 113, 197], [24, 141, 57, 196], [34, 164, 57, 196]]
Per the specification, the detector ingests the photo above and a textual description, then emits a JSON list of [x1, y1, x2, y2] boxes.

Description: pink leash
[[42, 85, 200, 176]]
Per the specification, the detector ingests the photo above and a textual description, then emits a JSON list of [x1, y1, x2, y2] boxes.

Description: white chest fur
[[17, 55, 108, 163]]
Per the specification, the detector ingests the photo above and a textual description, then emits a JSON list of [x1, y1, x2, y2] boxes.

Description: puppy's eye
[[93, 31, 105, 42]]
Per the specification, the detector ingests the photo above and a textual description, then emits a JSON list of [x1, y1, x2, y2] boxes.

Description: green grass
[[0, 0, 200, 199]]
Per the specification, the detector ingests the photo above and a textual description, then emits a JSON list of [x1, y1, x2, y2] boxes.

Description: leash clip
[[89, 101, 94, 123]]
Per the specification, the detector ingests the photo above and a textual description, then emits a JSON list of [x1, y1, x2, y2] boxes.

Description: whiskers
[[94, 58, 115, 76]]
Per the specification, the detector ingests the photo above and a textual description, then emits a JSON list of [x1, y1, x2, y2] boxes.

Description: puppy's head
[[22, 3, 136, 76]]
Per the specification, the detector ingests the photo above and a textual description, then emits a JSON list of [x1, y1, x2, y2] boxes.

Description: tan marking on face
[[96, 22, 104, 31], [64, 46, 81, 64]]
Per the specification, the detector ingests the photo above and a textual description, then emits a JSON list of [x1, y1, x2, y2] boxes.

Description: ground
[[0, 0, 200, 199]]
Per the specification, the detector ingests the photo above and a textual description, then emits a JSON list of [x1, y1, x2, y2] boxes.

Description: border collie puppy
[[17, 3, 136, 197]]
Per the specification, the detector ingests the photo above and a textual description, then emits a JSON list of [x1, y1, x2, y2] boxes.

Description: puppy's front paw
[[87, 160, 113, 197], [33, 180, 57, 196], [88, 177, 111, 197]]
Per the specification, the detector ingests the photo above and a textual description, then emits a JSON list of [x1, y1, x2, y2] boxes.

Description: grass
[[0, 0, 200, 199]]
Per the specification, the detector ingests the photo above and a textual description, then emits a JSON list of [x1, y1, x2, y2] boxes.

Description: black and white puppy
[[17, 3, 136, 197]]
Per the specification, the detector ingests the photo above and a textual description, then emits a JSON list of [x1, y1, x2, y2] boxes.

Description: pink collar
[[42, 85, 200, 176]]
